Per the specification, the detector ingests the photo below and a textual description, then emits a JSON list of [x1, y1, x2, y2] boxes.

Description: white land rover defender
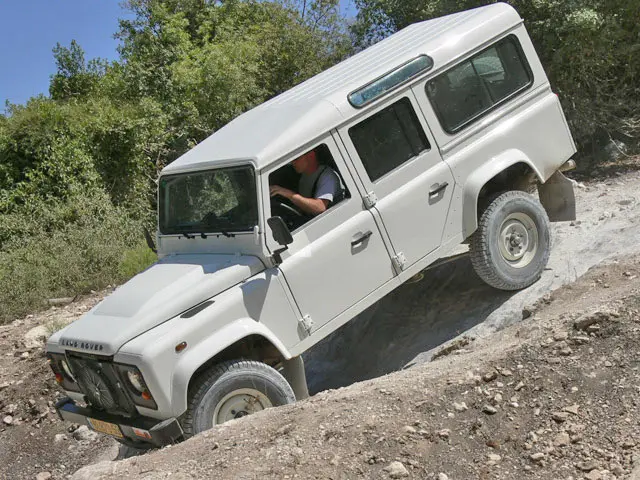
[[46, 3, 577, 448]]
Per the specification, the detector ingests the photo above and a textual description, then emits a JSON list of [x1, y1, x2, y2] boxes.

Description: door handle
[[429, 182, 449, 197], [351, 230, 373, 247]]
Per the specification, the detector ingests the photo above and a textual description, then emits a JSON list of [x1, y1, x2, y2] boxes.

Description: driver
[[269, 150, 343, 217]]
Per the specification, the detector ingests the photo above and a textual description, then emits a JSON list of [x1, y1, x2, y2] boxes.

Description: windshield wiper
[[219, 230, 235, 238], [181, 232, 196, 239]]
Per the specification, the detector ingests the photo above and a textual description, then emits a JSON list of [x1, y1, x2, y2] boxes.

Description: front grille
[[66, 354, 137, 416]]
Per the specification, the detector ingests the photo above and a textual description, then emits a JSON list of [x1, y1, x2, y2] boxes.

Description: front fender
[[462, 149, 543, 238], [170, 318, 292, 416]]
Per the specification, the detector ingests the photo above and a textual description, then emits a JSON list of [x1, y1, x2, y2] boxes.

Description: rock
[[559, 346, 573, 356], [584, 470, 602, 480], [384, 461, 409, 478], [514, 381, 525, 391], [0, 382, 9, 391], [437, 474, 449, 480], [36, 473, 52, 480], [483, 371, 498, 382], [483, 405, 498, 415], [552, 412, 569, 423], [453, 402, 468, 412], [530, 452, 545, 462], [605, 360, 613, 367], [402, 425, 416, 434], [23, 325, 49, 349], [553, 432, 570, 447], [5, 404, 17, 414], [54, 433, 68, 443], [491, 393, 503, 405], [437, 429, 451, 439], [19, 351, 30, 359], [622, 440, 636, 450], [553, 331, 569, 341], [47, 297, 75, 306], [72, 425, 99, 442], [487, 453, 502, 464], [497, 367, 513, 377], [570, 336, 591, 345], [2, 415, 13, 425], [574, 311, 614, 331], [564, 404, 580, 415], [577, 460, 598, 472]]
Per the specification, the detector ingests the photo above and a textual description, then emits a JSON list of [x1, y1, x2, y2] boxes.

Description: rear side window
[[349, 98, 430, 182], [426, 35, 532, 134]]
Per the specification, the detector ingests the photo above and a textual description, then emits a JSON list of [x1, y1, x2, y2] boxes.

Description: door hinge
[[299, 315, 314, 336], [363, 191, 378, 209], [392, 252, 406, 271]]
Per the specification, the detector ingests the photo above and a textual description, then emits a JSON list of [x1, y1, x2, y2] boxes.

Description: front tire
[[182, 360, 296, 437], [470, 191, 550, 291]]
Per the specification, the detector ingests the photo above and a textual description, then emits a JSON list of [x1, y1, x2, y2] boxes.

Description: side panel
[[117, 269, 297, 418], [410, 26, 576, 243]]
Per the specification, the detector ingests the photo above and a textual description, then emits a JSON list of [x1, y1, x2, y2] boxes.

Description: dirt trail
[[72, 253, 640, 480], [0, 164, 639, 479]]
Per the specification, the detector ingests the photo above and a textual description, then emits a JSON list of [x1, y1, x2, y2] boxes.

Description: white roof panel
[[163, 3, 522, 174]]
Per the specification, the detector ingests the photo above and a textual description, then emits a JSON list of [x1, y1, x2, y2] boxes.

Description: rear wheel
[[470, 191, 550, 291], [182, 360, 296, 437]]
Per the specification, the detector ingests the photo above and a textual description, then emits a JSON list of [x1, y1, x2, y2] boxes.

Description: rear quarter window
[[426, 35, 533, 134]]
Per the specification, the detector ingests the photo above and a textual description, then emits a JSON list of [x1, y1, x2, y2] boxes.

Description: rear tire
[[470, 191, 550, 291], [182, 359, 296, 437]]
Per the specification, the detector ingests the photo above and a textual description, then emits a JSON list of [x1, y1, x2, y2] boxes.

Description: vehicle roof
[[162, 3, 522, 175]]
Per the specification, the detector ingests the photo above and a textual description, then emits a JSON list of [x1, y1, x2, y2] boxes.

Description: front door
[[337, 92, 455, 269], [264, 137, 395, 334]]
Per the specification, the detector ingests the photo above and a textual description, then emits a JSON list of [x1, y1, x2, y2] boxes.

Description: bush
[[0, 192, 150, 323]]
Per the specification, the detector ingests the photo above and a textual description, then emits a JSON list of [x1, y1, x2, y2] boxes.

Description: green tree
[[353, 0, 640, 152]]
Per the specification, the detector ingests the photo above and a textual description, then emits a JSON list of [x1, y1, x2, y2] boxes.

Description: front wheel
[[182, 360, 296, 437], [470, 191, 550, 291]]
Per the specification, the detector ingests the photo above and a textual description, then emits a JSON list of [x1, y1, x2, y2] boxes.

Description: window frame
[[158, 164, 259, 236], [426, 34, 534, 135], [347, 96, 431, 183], [348, 55, 434, 109]]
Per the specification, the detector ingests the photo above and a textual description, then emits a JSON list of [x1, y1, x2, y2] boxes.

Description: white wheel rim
[[213, 388, 273, 424], [498, 212, 538, 269]]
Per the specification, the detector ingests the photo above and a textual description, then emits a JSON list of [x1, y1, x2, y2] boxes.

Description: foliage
[[0, 0, 350, 323], [352, 0, 640, 151]]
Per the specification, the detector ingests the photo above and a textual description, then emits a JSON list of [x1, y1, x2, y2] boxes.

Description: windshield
[[159, 166, 258, 235]]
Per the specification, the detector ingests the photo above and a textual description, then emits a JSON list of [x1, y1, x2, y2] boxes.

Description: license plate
[[88, 418, 124, 438]]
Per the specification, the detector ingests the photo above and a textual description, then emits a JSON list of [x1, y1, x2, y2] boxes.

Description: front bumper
[[55, 397, 183, 448]]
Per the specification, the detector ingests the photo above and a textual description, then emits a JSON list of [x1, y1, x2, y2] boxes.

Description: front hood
[[53, 254, 264, 356]]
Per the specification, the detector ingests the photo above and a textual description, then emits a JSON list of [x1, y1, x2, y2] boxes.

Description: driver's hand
[[270, 185, 294, 200]]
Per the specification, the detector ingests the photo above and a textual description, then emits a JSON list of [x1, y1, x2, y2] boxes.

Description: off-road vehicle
[[46, 3, 576, 448]]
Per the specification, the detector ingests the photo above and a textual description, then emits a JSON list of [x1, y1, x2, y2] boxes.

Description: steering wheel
[[271, 199, 305, 230]]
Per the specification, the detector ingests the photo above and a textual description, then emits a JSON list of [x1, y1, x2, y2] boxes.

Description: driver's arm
[[270, 185, 328, 216]]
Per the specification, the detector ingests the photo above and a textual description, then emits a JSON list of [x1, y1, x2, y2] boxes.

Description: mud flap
[[537, 171, 576, 222], [281, 356, 309, 400]]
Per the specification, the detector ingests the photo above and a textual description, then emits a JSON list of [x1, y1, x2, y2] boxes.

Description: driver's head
[[291, 150, 318, 174]]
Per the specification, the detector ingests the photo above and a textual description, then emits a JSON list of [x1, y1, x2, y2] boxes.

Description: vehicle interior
[[268, 144, 350, 231]]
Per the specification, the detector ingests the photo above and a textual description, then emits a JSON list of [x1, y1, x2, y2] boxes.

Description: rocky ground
[[0, 156, 639, 479], [72, 256, 640, 479]]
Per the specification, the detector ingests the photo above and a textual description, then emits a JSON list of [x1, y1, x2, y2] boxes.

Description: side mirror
[[143, 227, 157, 254], [267, 217, 293, 246]]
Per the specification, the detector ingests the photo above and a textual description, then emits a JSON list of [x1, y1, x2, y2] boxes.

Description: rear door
[[337, 92, 455, 270]]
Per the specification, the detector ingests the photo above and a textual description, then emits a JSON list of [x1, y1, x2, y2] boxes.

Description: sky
[[0, 0, 357, 110]]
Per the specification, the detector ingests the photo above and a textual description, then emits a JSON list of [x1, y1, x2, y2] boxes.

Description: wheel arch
[[171, 319, 292, 416], [462, 150, 544, 239]]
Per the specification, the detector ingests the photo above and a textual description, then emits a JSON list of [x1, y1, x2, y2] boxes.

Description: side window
[[426, 35, 533, 133], [268, 144, 349, 232], [348, 97, 430, 182]]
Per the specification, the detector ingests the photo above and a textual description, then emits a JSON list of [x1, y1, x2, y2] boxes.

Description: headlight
[[46, 353, 80, 393], [114, 364, 157, 410], [61, 360, 75, 382], [127, 370, 145, 393]]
